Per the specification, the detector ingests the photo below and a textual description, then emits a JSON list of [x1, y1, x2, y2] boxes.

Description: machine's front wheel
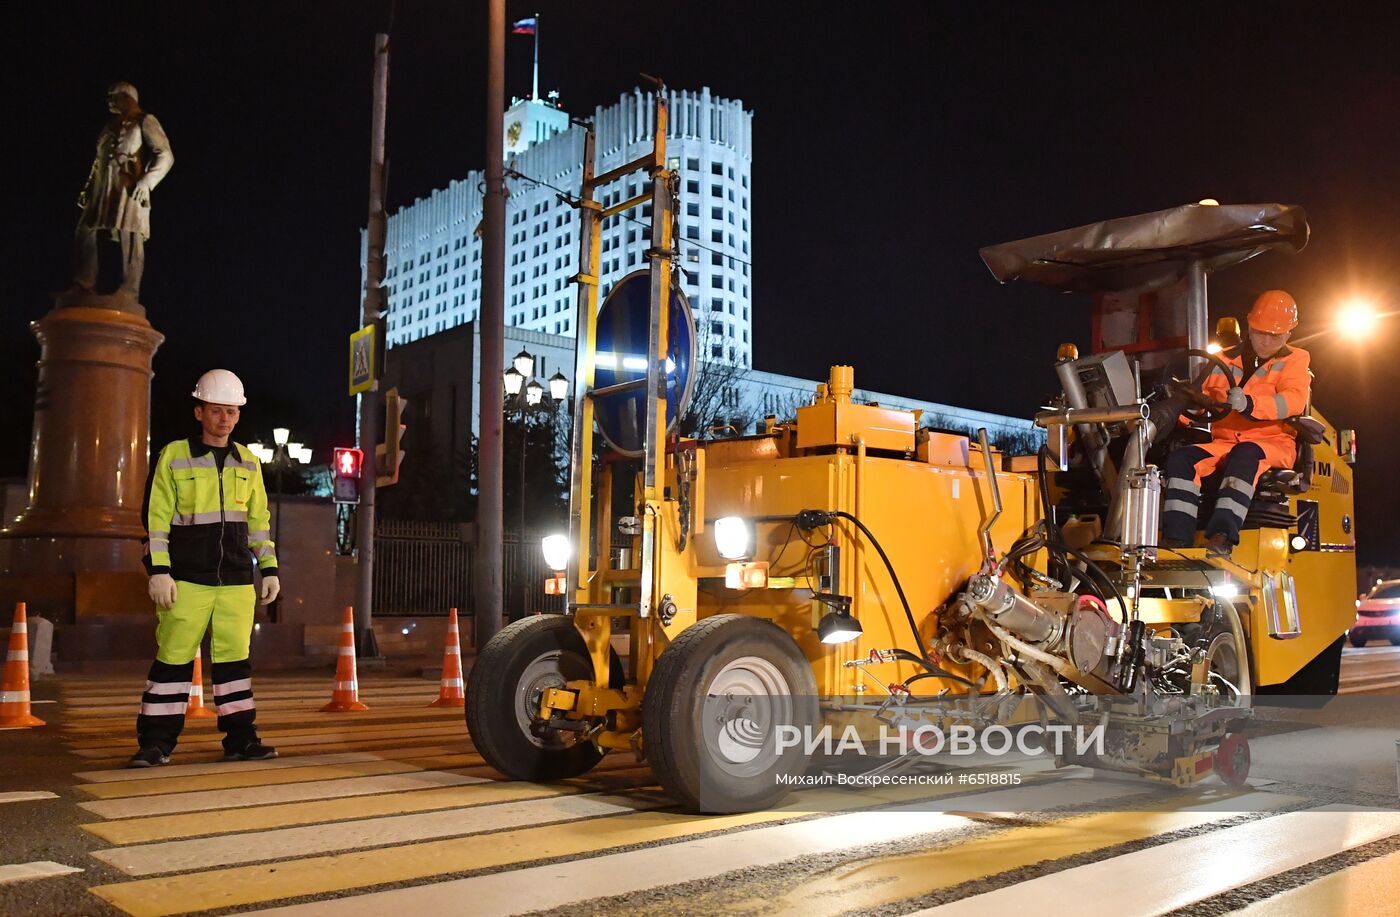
[[466, 615, 604, 781], [1350, 630, 1369, 648], [643, 615, 819, 813]]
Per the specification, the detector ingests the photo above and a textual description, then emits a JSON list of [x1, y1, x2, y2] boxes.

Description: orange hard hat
[[1247, 290, 1299, 334]]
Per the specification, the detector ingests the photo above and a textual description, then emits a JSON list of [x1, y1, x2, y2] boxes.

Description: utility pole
[[355, 32, 389, 658], [475, 0, 507, 648]]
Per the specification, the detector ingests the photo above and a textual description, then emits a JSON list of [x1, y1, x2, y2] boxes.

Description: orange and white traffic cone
[[0, 603, 45, 728], [187, 649, 215, 718], [320, 606, 369, 712], [428, 608, 466, 708]]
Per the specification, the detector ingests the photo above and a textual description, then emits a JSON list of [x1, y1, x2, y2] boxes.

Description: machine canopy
[[979, 203, 1309, 294]]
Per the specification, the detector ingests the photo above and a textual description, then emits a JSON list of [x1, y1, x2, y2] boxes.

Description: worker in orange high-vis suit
[[1161, 290, 1311, 556]]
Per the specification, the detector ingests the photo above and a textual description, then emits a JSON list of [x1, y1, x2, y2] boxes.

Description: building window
[[711, 251, 722, 266], [711, 275, 723, 289], [711, 229, 723, 243], [711, 184, 722, 198], [687, 157, 700, 172]]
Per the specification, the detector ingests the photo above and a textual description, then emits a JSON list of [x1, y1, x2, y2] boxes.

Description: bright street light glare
[[541, 534, 570, 571], [1337, 299, 1379, 339]]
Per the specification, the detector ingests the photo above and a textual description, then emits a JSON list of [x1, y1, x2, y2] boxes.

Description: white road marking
[[246, 780, 1145, 916], [74, 751, 457, 783], [0, 861, 83, 884], [910, 805, 1400, 916], [80, 770, 490, 819], [0, 791, 59, 804], [94, 791, 664, 876]]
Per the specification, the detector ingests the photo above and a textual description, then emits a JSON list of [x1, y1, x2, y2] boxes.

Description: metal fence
[[372, 520, 564, 618]]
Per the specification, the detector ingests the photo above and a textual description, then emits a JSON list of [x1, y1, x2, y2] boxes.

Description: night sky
[[7, 4, 1400, 563]]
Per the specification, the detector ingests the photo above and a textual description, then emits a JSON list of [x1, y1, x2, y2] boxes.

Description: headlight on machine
[[713, 516, 752, 560], [541, 534, 570, 572]]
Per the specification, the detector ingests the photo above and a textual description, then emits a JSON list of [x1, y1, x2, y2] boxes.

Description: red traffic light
[[334, 447, 363, 479]]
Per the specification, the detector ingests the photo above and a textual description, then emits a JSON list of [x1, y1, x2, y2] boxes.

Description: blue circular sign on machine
[[592, 269, 697, 456]]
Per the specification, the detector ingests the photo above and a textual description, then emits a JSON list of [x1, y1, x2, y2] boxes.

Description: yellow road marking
[[67, 723, 466, 756], [65, 719, 461, 750], [1226, 848, 1400, 916], [81, 768, 655, 844], [75, 749, 470, 783], [87, 780, 1009, 915], [61, 706, 462, 735], [96, 790, 669, 876], [81, 769, 492, 820], [78, 758, 484, 799], [913, 805, 1400, 917], [707, 790, 1297, 917], [71, 733, 471, 762]]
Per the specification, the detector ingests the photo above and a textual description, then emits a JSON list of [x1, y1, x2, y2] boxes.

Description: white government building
[[363, 88, 1034, 442]]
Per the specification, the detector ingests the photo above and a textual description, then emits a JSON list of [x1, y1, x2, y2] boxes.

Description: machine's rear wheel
[[466, 615, 604, 781], [1350, 630, 1369, 648], [1214, 733, 1251, 787], [643, 615, 819, 813]]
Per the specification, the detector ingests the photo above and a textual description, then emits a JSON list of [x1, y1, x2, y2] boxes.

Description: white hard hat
[[192, 369, 246, 406]]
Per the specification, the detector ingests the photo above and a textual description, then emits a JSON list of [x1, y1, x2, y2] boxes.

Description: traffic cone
[[0, 603, 45, 728], [428, 608, 466, 708], [187, 649, 215, 718], [320, 606, 369, 712]]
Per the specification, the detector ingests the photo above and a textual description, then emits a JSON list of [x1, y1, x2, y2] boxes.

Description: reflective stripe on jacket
[[142, 438, 278, 586], [1203, 343, 1311, 441]]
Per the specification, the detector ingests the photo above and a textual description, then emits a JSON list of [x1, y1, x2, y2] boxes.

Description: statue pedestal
[[0, 301, 164, 623]]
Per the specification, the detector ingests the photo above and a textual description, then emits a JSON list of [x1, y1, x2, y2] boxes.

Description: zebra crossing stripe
[[63, 705, 464, 735], [1224, 847, 1400, 916], [0, 861, 83, 885], [908, 805, 1400, 917], [702, 790, 1298, 917], [81, 766, 655, 845], [0, 791, 59, 804], [74, 750, 462, 783], [93, 790, 668, 876], [242, 780, 1143, 917], [77, 759, 433, 800], [86, 780, 1006, 915], [80, 769, 491, 819], [65, 719, 462, 750], [68, 723, 467, 757], [72, 733, 471, 763]]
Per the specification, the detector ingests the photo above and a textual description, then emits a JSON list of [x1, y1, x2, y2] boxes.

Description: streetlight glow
[[1338, 299, 1380, 339], [273, 427, 290, 447], [512, 349, 535, 378], [503, 366, 525, 396], [525, 379, 543, 406], [548, 371, 569, 403]]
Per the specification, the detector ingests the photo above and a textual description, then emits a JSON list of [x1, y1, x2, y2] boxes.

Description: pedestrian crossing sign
[[349, 325, 376, 395]]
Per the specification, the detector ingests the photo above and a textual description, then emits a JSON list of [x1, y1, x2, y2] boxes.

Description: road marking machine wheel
[[466, 615, 608, 781], [643, 614, 819, 813], [1214, 732, 1251, 787]]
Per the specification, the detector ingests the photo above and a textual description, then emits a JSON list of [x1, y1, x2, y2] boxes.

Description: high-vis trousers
[[1161, 437, 1293, 547], [137, 582, 261, 755]]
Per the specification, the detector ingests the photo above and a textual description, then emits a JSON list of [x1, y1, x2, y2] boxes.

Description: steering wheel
[[1166, 348, 1236, 423]]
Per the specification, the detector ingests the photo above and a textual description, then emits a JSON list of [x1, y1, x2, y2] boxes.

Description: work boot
[[1160, 536, 1193, 550], [127, 747, 170, 768], [1206, 533, 1233, 558], [223, 741, 278, 762]]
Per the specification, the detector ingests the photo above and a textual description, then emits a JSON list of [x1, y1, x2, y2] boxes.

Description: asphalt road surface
[[1, 666, 1398, 916]]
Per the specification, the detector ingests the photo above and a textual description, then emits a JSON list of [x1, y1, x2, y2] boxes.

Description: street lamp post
[[248, 433, 310, 623], [502, 349, 567, 619]]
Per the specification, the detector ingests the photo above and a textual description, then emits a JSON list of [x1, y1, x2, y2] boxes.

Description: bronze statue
[[71, 81, 173, 300]]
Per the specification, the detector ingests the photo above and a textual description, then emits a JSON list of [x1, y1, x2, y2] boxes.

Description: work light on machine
[[541, 534, 570, 572], [713, 516, 752, 560], [818, 608, 863, 645]]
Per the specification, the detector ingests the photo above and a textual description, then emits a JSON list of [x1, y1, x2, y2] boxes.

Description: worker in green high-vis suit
[[129, 369, 281, 768]]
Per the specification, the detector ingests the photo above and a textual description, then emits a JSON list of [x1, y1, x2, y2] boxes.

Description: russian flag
[[511, 17, 537, 35]]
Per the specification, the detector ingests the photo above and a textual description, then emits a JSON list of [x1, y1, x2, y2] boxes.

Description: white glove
[[148, 574, 178, 609], [1226, 387, 1249, 412], [259, 575, 281, 605]]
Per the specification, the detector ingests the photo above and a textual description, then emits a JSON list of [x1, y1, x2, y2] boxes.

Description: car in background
[[1350, 580, 1400, 647]]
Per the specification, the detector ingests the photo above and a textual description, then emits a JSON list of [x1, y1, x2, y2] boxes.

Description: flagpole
[[532, 12, 540, 101]]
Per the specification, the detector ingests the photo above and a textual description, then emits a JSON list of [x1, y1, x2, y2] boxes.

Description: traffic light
[[376, 387, 408, 487], [332, 447, 363, 505]]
